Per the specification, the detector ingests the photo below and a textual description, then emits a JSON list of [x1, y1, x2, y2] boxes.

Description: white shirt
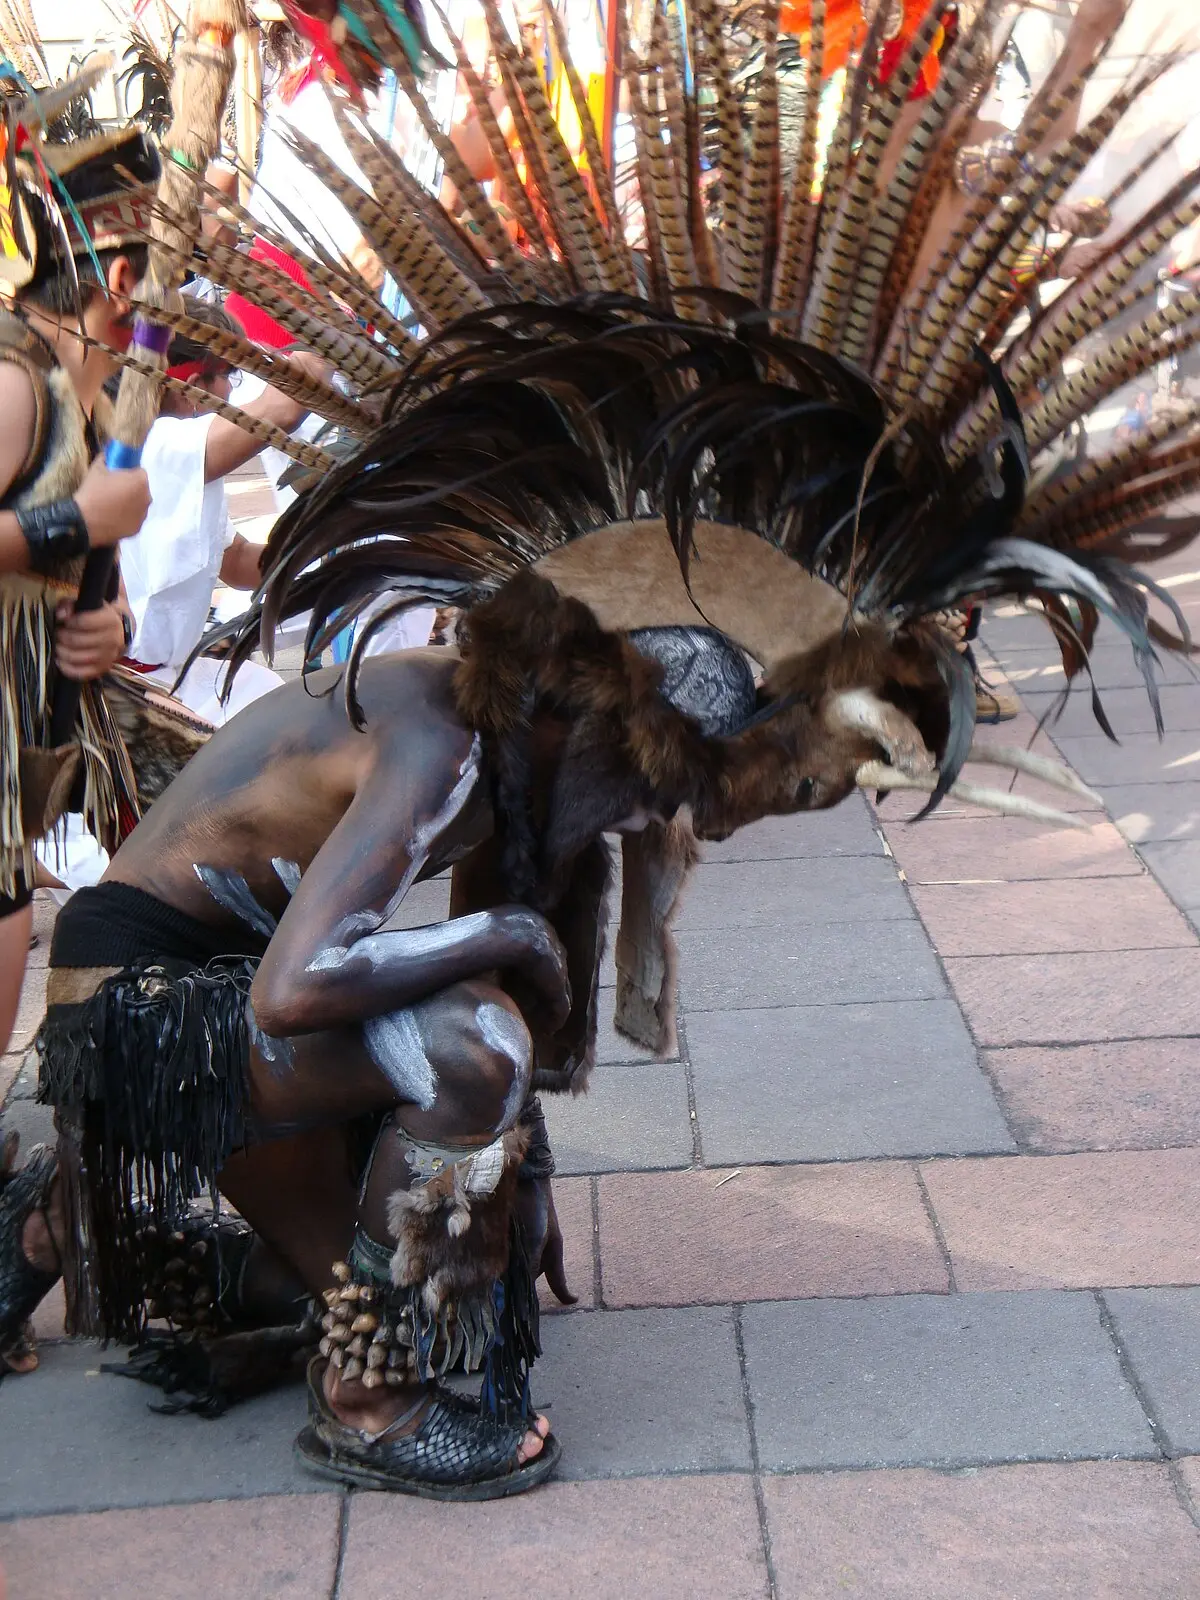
[[248, 78, 369, 263], [121, 413, 235, 670]]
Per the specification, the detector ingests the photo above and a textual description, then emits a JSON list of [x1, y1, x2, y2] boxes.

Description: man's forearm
[[0, 510, 32, 574], [252, 907, 565, 1037]]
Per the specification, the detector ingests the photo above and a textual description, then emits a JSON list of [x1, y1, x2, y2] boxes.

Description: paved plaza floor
[[3, 552, 1200, 1596]]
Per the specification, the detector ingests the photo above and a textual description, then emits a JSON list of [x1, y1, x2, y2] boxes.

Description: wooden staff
[[51, 0, 248, 746]]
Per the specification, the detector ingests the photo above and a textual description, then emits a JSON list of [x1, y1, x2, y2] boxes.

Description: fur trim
[[615, 818, 699, 1056], [387, 1124, 529, 1313], [453, 571, 909, 841], [103, 667, 213, 807], [530, 840, 613, 1096]]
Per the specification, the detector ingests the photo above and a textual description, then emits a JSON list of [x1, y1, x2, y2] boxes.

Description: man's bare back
[[108, 649, 490, 940]]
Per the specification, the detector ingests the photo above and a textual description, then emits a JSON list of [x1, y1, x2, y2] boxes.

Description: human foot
[[0, 1139, 62, 1376], [301, 1358, 560, 1499], [5, 1203, 61, 1374], [323, 1362, 550, 1464]]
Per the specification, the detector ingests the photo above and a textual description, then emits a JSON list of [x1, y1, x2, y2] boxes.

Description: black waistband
[[50, 880, 266, 970]]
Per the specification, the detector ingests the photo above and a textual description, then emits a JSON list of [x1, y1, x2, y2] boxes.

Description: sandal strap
[[0, 1143, 60, 1352], [307, 1359, 531, 1488]]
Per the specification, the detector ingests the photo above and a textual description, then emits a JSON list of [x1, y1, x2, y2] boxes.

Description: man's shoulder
[[0, 312, 49, 501]]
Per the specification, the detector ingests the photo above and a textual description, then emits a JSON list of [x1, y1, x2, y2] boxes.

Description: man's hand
[[54, 599, 128, 681], [497, 907, 573, 1032], [1058, 240, 1108, 280], [283, 348, 337, 387], [74, 459, 151, 548]]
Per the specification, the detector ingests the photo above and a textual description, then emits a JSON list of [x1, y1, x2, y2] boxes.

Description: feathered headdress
[[150, 0, 1197, 835], [0, 55, 160, 292]]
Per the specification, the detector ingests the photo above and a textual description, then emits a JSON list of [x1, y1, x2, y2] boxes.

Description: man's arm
[[218, 533, 265, 590], [203, 351, 333, 482], [0, 364, 40, 572], [250, 721, 569, 1037], [0, 367, 152, 571]]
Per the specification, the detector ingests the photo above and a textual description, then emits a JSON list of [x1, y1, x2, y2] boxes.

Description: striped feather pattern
[[147, 0, 1200, 678]]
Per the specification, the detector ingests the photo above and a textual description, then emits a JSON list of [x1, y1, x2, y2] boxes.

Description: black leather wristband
[[16, 499, 90, 574]]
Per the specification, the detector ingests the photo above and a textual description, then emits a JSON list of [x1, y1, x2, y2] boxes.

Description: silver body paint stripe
[[477, 1001, 533, 1131], [328, 731, 483, 948], [362, 1007, 438, 1111]]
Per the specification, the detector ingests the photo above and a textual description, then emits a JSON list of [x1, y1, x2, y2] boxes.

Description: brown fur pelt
[[454, 570, 945, 847], [615, 818, 699, 1056], [102, 667, 213, 807], [529, 839, 613, 1095], [766, 618, 954, 771], [387, 1124, 529, 1313]]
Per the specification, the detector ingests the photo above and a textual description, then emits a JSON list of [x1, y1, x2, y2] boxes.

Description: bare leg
[[0, 902, 33, 1056], [286, 980, 547, 1465], [217, 1128, 358, 1319]]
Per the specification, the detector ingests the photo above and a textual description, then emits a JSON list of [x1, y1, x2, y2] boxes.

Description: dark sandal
[[0, 1136, 60, 1373], [295, 1356, 561, 1500]]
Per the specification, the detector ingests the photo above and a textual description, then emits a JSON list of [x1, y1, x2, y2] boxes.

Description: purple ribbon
[[130, 317, 173, 358]]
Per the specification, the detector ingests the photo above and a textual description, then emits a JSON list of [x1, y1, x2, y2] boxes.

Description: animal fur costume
[[127, 0, 1198, 1331], [0, 53, 227, 899], [26, 0, 1200, 1426]]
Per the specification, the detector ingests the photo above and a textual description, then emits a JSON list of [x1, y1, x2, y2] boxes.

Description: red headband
[[166, 359, 209, 384]]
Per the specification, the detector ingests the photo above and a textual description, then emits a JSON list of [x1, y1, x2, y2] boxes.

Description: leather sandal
[[295, 1356, 561, 1500], [0, 1135, 60, 1374]]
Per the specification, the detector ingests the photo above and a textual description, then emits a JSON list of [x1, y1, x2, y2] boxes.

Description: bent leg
[[274, 981, 553, 1490], [0, 896, 33, 1056], [216, 1127, 360, 1319]]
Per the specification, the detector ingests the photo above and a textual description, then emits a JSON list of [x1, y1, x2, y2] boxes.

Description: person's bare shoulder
[[0, 361, 38, 498]]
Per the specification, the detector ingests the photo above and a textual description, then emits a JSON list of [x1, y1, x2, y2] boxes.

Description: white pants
[[147, 655, 284, 726]]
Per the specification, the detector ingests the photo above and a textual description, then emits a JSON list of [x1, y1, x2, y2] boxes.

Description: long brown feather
[[692, 0, 745, 290], [1025, 287, 1200, 455], [429, 3, 555, 259], [806, 0, 946, 354], [771, 0, 824, 321], [542, 0, 621, 235], [917, 70, 1160, 418], [1019, 404, 1200, 535], [844, 4, 995, 367], [162, 309, 367, 431], [109, 349, 334, 469], [729, 1, 780, 304], [187, 173, 418, 357], [388, 44, 534, 288]]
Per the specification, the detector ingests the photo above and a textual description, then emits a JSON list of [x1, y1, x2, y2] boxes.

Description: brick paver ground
[[3, 543, 1200, 1595]]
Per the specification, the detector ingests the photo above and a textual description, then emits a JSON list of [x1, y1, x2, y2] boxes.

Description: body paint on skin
[[246, 997, 296, 1075], [193, 863, 278, 940], [362, 1005, 438, 1110], [272, 857, 302, 897], [326, 732, 483, 949], [304, 910, 500, 976], [476, 1001, 533, 1131]]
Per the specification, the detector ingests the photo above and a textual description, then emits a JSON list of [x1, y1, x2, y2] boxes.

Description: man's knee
[[369, 982, 533, 1146]]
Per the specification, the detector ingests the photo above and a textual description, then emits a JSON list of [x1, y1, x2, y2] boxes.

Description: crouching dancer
[[0, 532, 982, 1499]]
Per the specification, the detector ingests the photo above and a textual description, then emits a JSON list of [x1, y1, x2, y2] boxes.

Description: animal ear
[[821, 689, 936, 780]]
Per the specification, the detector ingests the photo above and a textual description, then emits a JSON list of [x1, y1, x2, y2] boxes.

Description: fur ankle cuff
[[386, 1125, 529, 1313]]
